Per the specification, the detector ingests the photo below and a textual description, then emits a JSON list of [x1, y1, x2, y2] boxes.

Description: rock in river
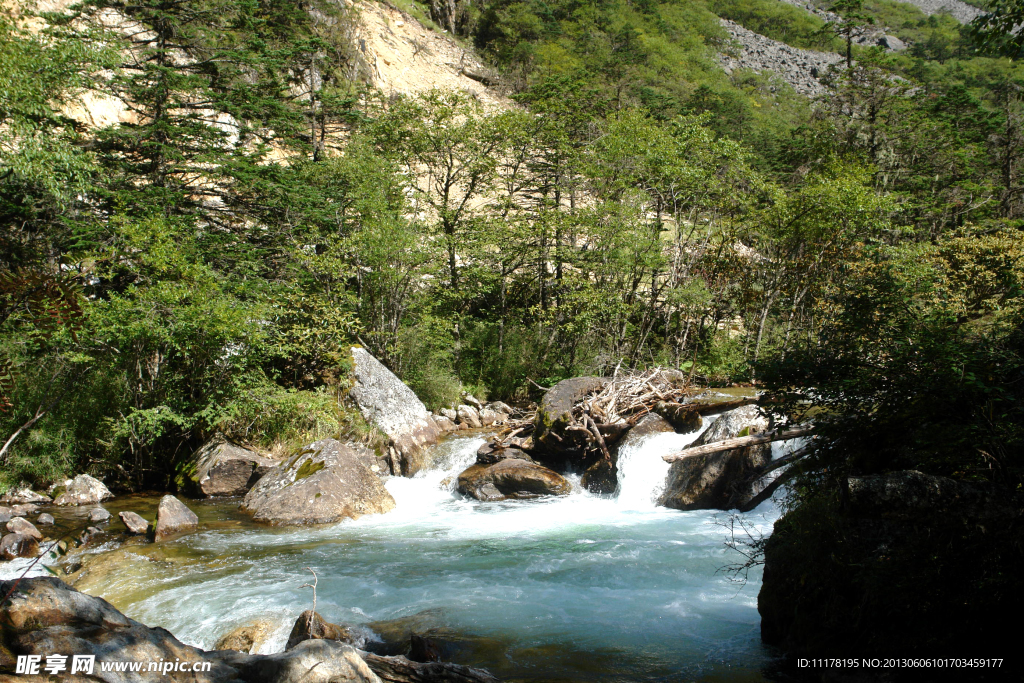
[[53, 474, 113, 506], [183, 435, 277, 497], [457, 459, 572, 501], [6, 516, 42, 540], [286, 610, 352, 649], [659, 405, 771, 511], [242, 438, 395, 526], [154, 495, 199, 541], [0, 533, 39, 560], [533, 377, 607, 457], [120, 510, 151, 535], [349, 347, 441, 477]]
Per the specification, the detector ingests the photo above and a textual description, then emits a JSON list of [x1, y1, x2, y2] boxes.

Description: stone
[[154, 495, 199, 541], [215, 620, 275, 654], [119, 510, 150, 535], [286, 610, 352, 649], [53, 474, 113, 506], [617, 413, 674, 452], [488, 401, 513, 415], [438, 408, 457, 421], [847, 470, 990, 517], [462, 394, 482, 409], [478, 407, 502, 426], [580, 458, 617, 494], [456, 404, 481, 428], [0, 577, 381, 683], [534, 376, 608, 457], [88, 507, 112, 523], [242, 438, 395, 526], [434, 415, 458, 432], [653, 401, 703, 434], [10, 503, 37, 516], [349, 347, 441, 476], [0, 533, 39, 559], [184, 435, 277, 497], [659, 405, 771, 511], [7, 516, 42, 539], [457, 459, 572, 501], [36, 512, 55, 526], [878, 34, 906, 52], [476, 442, 534, 465], [0, 488, 50, 504], [0, 512, 9, 524]]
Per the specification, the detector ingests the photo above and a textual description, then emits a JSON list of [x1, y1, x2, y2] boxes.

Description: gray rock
[[434, 415, 458, 432], [478, 407, 502, 426], [847, 470, 991, 517], [462, 394, 482, 409], [457, 459, 572, 501], [88, 507, 112, 523], [0, 513, 9, 524], [878, 34, 907, 52], [0, 577, 381, 683], [242, 438, 395, 526], [154, 495, 199, 541], [476, 442, 534, 465], [438, 407, 458, 421], [36, 512, 55, 525], [6, 516, 42, 539], [0, 533, 39, 559], [488, 401, 513, 415], [11, 503, 37, 516], [659, 405, 771, 511], [457, 404, 482, 428], [349, 347, 441, 477], [186, 435, 277, 497], [120, 510, 151, 535], [0, 487, 51, 504], [53, 474, 113, 506]]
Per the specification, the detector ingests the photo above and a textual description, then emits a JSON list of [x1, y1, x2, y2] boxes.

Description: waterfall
[[615, 426, 710, 509]]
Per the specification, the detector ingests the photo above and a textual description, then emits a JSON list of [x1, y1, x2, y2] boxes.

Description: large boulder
[[183, 436, 277, 497], [659, 405, 770, 511], [349, 347, 441, 477], [154, 495, 199, 541], [242, 439, 395, 526], [533, 377, 607, 457], [0, 577, 381, 683], [457, 459, 572, 501], [53, 474, 112, 506], [457, 404, 482, 428]]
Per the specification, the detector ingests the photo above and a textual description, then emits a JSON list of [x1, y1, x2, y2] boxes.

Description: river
[[4, 427, 784, 682]]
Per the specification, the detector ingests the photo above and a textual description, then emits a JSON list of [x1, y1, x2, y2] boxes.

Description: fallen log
[[662, 425, 814, 462], [360, 651, 501, 683]]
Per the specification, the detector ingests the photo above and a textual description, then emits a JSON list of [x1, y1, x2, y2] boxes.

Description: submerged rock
[[184, 435, 277, 497], [286, 610, 352, 649], [349, 347, 441, 477], [457, 459, 571, 501], [242, 438, 395, 526], [53, 474, 113, 506], [119, 510, 151, 535], [0, 577, 381, 683], [659, 405, 770, 511], [154, 495, 199, 541], [36, 512, 55, 526]]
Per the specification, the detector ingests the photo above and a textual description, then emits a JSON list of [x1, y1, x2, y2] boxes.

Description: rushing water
[[7, 427, 786, 682]]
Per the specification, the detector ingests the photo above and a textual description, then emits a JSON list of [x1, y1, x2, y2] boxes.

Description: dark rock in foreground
[[242, 438, 395, 526], [0, 533, 39, 560], [457, 459, 571, 501]]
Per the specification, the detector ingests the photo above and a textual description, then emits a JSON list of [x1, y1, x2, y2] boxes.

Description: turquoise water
[[10, 430, 783, 682]]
